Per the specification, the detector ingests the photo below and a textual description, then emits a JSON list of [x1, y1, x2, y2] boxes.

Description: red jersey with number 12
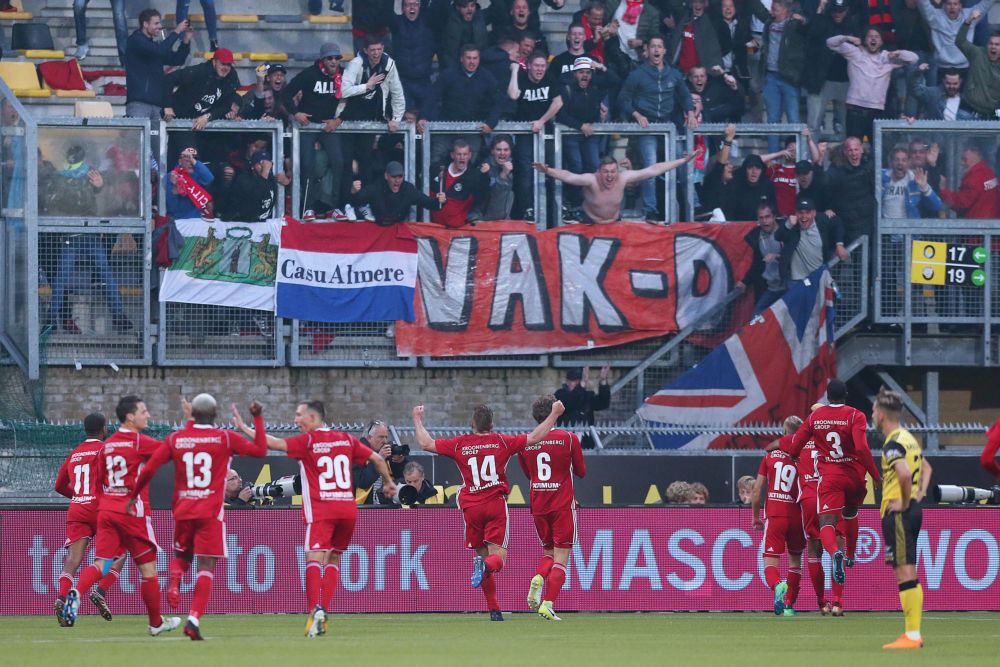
[[758, 447, 800, 518], [517, 429, 586, 515], [55, 439, 105, 524], [97, 430, 162, 517], [286, 428, 374, 522], [435, 433, 528, 509]]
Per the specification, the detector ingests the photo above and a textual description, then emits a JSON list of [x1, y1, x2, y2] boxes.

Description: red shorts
[[304, 517, 356, 554], [94, 511, 159, 565], [173, 517, 227, 558], [764, 510, 805, 556], [533, 508, 577, 550], [461, 496, 509, 550], [817, 473, 867, 515], [64, 519, 97, 548]]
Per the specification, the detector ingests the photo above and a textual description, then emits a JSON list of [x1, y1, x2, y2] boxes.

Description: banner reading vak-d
[[395, 221, 755, 356]]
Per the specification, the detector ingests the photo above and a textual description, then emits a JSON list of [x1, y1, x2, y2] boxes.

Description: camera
[[932, 484, 1000, 505], [390, 443, 410, 458], [250, 474, 301, 500], [394, 483, 421, 506]]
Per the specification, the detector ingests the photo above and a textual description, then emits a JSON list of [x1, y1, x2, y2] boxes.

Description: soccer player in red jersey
[[53, 413, 125, 626], [412, 399, 565, 621], [132, 395, 268, 640], [781, 380, 881, 588], [517, 395, 586, 622], [65, 395, 181, 636], [752, 416, 805, 617], [237, 399, 396, 637]]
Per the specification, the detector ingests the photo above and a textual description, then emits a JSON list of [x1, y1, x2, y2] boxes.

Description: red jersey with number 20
[[517, 429, 586, 515], [286, 428, 374, 522], [758, 447, 800, 518], [97, 430, 162, 517], [435, 433, 529, 509], [55, 439, 105, 524]]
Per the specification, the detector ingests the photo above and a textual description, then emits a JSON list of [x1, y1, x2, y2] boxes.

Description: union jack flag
[[637, 266, 837, 449]]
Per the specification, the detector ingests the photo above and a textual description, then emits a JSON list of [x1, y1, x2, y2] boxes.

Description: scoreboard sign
[[910, 240, 987, 286]]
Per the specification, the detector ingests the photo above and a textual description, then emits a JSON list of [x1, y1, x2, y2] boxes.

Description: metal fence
[[0, 89, 30, 373]]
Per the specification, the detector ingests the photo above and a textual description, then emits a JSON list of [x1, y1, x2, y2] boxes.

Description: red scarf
[[581, 15, 606, 63], [622, 0, 644, 25], [172, 167, 212, 211]]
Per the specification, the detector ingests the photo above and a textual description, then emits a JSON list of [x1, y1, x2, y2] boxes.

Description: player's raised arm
[[412, 405, 437, 453], [233, 403, 287, 451], [527, 400, 565, 445], [784, 417, 813, 456], [368, 451, 397, 499], [229, 401, 269, 456]]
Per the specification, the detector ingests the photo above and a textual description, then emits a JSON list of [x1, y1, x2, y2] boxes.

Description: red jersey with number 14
[[517, 429, 586, 515], [97, 429, 162, 517], [286, 428, 374, 522], [435, 433, 529, 509], [758, 447, 800, 518], [55, 439, 105, 524]]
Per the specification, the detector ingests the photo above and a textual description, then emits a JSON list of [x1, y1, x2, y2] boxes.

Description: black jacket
[[774, 213, 844, 282], [826, 158, 875, 242], [352, 0, 395, 33], [427, 66, 502, 127], [797, 168, 833, 214], [125, 30, 190, 107], [391, 11, 436, 81], [440, 5, 489, 69], [710, 8, 752, 79], [164, 60, 240, 119], [803, 12, 856, 94], [724, 172, 777, 222], [282, 61, 340, 121], [555, 382, 610, 427], [689, 78, 744, 123], [556, 73, 619, 128], [349, 180, 442, 225], [218, 171, 277, 222]]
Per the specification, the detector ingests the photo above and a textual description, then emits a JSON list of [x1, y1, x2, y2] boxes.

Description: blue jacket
[[391, 12, 436, 81], [166, 161, 214, 219], [617, 62, 693, 125], [124, 30, 190, 107], [880, 169, 943, 219]]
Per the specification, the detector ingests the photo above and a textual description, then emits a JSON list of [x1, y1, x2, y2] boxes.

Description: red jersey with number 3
[[286, 428, 374, 522], [55, 439, 105, 524], [758, 447, 800, 518], [97, 429, 162, 517], [516, 429, 586, 515], [796, 439, 820, 498], [151, 424, 268, 521], [435, 433, 529, 509], [787, 404, 871, 482]]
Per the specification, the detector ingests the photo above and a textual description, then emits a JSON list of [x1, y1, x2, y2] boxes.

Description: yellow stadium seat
[[203, 51, 247, 60], [0, 61, 50, 97], [306, 14, 349, 24], [249, 52, 288, 62], [56, 89, 96, 98], [219, 15, 259, 22], [19, 49, 66, 58], [0, 11, 33, 20]]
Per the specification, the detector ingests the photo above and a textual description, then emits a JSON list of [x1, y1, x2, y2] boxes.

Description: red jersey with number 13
[[758, 446, 800, 518], [435, 433, 529, 509], [55, 439, 105, 523], [517, 429, 586, 514], [286, 428, 374, 522]]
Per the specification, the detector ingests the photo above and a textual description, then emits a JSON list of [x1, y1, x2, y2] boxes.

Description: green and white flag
[[160, 218, 281, 311]]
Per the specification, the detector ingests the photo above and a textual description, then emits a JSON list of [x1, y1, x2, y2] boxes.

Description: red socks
[[305, 560, 322, 610], [58, 572, 74, 597], [189, 571, 213, 621], [75, 563, 103, 595], [843, 516, 859, 560], [787, 568, 801, 606], [831, 579, 844, 604], [140, 576, 163, 628], [322, 565, 340, 610], [808, 558, 825, 605], [97, 567, 120, 595], [481, 572, 500, 612], [764, 565, 781, 590], [819, 524, 841, 557], [536, 555, 554, 579], [484, 554, 504, 573], [170, 556, 192, 580], [546, 563, 567, 605]]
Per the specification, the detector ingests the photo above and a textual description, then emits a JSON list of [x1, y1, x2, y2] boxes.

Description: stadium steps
[[836, 332, 985, 382]]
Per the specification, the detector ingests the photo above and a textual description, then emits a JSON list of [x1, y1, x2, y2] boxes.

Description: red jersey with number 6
[[517, 429, 586, 515], [758, 447, 800, 518], [784, 404, 874, 483], [55, 439, 105, 524], [435, 433, 529, 509], [286, 428, 374, 522], [97, 430, 163, 517]]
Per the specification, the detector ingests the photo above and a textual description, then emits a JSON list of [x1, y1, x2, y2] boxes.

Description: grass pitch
[[4, 612, 998, 667]]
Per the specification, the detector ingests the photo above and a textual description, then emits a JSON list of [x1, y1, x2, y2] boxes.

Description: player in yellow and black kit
[[873, 387, 933, 650]]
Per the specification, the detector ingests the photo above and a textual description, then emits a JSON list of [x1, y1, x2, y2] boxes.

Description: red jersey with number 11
[[435, 433, 529, 509], [286, 428, 374, 522], [55, 439, 105, 524], [758, 447, 800, 518], [517, 429, 586, 515]]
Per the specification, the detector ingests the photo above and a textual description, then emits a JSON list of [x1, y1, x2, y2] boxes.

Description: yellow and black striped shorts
[[882, 502, 922, 566]]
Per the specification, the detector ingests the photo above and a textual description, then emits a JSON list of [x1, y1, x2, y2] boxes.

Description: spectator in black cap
[[241, 64, 292, 124], [775, 196, 848, 285], [283, 42, 348, 214], [555, 365, 611, 450], [794, 159, 833, 213], [724, 153, 777, 222], [349, 161, 446, 226], [218, 149, 290, 222]]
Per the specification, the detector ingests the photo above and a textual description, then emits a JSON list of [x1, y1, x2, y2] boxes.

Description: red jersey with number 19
[[758, 447, 800, 518], [286, 428, 374, 522], [55, 439, 105, 524], [517, 429, 586, 515], [435, 433, 529, 509], [97, 429, 162, 517]]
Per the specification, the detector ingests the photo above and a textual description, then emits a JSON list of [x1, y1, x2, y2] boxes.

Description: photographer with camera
[[224, 469, 255, 507], [355, 420, 411, 505], [394, 461, 439, 506]]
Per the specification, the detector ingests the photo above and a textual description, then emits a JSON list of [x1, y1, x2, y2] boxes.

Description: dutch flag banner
[[275, 218, 418, 323]]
